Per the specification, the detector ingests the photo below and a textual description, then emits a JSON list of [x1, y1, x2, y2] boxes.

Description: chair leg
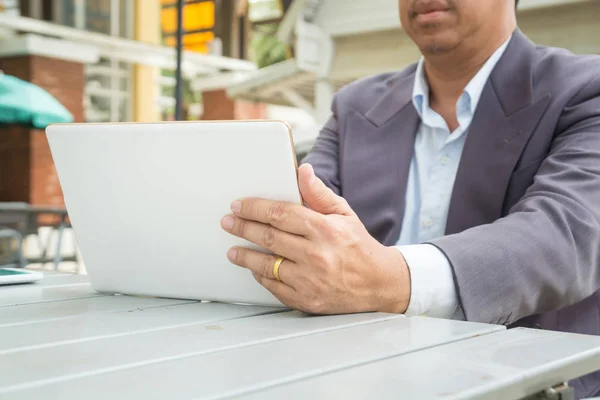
[[16, 233, 26, 268]]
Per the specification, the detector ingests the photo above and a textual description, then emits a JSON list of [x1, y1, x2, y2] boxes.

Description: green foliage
[[250, 24, 289, 69], [160, 69, 200, 121]]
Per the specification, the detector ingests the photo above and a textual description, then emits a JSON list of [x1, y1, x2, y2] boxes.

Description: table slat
[[0, 301, 279, 354], [26, 273, 90, 286], [0, 316, 502, 399], [0, 295, 196, 327], [237, 327, 600, 400], [0, 283, 105, 307]]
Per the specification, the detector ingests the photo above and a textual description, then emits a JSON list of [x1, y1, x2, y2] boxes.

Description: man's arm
[[302, 99, 341, 196], [430, 80, 600, 325], [303, 95, 462, 319]]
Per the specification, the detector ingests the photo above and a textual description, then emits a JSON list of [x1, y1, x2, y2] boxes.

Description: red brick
[[235, 100, 267, 120], [201, 89, 267, 121], [0, 125, 30, 202], [201, 90, 236, 120], [0, 55, 84, 206]]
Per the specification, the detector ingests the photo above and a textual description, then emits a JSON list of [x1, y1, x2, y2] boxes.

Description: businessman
[[221, 0, 600, 397]]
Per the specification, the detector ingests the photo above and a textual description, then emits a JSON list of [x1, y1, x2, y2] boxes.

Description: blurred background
[[0, 0, 598, 272]]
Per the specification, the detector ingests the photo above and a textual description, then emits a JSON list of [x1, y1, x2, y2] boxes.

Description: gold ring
[[273, 256, 284, 282]]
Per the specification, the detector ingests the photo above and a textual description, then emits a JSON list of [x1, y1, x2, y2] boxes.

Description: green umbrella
[[0, 73, 73, 129]]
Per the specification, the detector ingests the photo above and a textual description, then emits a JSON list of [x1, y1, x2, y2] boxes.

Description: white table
[[1, 272, 600, 400]]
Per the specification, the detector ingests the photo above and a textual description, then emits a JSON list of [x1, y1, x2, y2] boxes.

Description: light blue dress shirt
[[395, 37, 511, 318]]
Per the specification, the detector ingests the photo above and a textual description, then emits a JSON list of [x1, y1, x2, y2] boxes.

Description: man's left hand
[[221, 164, 410, 315]]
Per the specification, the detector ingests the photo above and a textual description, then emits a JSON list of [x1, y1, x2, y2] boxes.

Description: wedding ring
[[273, 256, 284, 282]]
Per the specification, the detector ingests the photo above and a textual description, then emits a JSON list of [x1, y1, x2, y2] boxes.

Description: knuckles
[[259, 254, 274, 277], [328, 221, 361, 249], [306, 213, 329, 234], [318, 217, 362, 247], [266, 201, 288, 224], [304, 246, 334, 269], [261, 226, 278, 249], [234, 218, 248, 237], [325, 222, 348, 241]]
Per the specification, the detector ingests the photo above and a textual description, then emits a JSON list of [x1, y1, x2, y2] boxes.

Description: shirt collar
[[412, 36, 512, 119], [412, 59, 429, 117]]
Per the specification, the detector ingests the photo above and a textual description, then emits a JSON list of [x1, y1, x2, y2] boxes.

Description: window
[[50, 0, 133, 122], [85, 58, 131, 122], [53, 0, 129, 37], [247, 0, 284, 23], [0, 0, 20, 16]]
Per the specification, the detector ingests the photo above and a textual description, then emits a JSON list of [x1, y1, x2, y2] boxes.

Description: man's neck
[[424, 28, 515, 131]]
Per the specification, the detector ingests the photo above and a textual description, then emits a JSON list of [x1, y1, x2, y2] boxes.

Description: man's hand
[[220, 164, 410, 315]]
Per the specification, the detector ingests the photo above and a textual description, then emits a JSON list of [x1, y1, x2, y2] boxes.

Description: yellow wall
[[133, 0, 161, 122]]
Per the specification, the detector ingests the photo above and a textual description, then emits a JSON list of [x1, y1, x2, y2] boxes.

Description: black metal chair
[[0, 228, 25, 268], [0, 202, 77, 270]]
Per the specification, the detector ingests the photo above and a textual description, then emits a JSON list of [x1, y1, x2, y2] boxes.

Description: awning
[[0, 15, 256, 77], [226, 59, 352, 117]]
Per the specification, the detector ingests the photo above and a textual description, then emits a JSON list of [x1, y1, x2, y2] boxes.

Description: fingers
[[252, 272, 300, 308], [230, 197, 317, 236], [227, 247, 299, 287], [221, 215, 308, 261], [298, 164, 354, 216], [230, 248, 329, 315]]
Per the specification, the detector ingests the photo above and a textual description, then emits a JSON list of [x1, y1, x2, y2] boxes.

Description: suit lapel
[[349, 69, 420, 245], [445, 30, 551, 235]]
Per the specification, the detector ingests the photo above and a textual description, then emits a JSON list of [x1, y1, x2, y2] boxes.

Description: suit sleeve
[[429, 80, 600, 325], [302, 97, 342, 196]]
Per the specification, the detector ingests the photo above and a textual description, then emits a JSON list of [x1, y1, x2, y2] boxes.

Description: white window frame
[[0, 0, 20, 16], [51, 0, 133, 122]]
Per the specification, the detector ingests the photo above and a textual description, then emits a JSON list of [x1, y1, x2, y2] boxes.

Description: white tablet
[[46, 121, 302, 307]]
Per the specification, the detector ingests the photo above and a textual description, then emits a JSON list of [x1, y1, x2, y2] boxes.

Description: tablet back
[[46, 121, 301, 306]]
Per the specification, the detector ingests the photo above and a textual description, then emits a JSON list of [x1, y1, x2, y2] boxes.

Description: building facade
[[0, 0, 261, 207], [2, 0, 597, 207]]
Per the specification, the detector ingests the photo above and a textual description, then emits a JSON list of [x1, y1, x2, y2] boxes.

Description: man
[[221, 0, 600, 397]]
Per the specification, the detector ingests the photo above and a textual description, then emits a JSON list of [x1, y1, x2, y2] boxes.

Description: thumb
[[298, 163, 354, 216]]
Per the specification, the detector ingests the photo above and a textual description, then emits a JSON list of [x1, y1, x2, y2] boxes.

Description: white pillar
[[294, 17, 335, 124], [315, 77, 334, 125], [313, 28, 335, 124]]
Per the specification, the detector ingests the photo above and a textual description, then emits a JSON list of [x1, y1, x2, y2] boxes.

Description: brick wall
[[0, 55, 84, 206], [30, 129, 64, 207], [201, 90, 235, 120], [0, 57, 264, 205], [0, 125, 30, 202], [29, 56, 85, 123], [201, 89, 267, 121], [0, 55, 87, 124], [235, 100, 267, 120]]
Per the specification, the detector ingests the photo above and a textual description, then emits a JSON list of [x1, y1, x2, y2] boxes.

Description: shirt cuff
[[395, 244, 459, 319]]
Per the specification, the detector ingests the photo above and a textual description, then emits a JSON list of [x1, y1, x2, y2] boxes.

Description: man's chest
[[337, 99, 554, 244]]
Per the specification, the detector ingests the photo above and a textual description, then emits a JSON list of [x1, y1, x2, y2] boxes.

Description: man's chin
[[422, 43, 454, 55], [416, 36, 459, 55]]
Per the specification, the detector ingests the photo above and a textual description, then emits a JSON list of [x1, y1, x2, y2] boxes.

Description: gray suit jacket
[[304, 29, 600, 398]]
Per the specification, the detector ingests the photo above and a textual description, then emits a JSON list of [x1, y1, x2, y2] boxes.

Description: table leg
[[521, 383, 575, 400], [53, 216, 67, 270]]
